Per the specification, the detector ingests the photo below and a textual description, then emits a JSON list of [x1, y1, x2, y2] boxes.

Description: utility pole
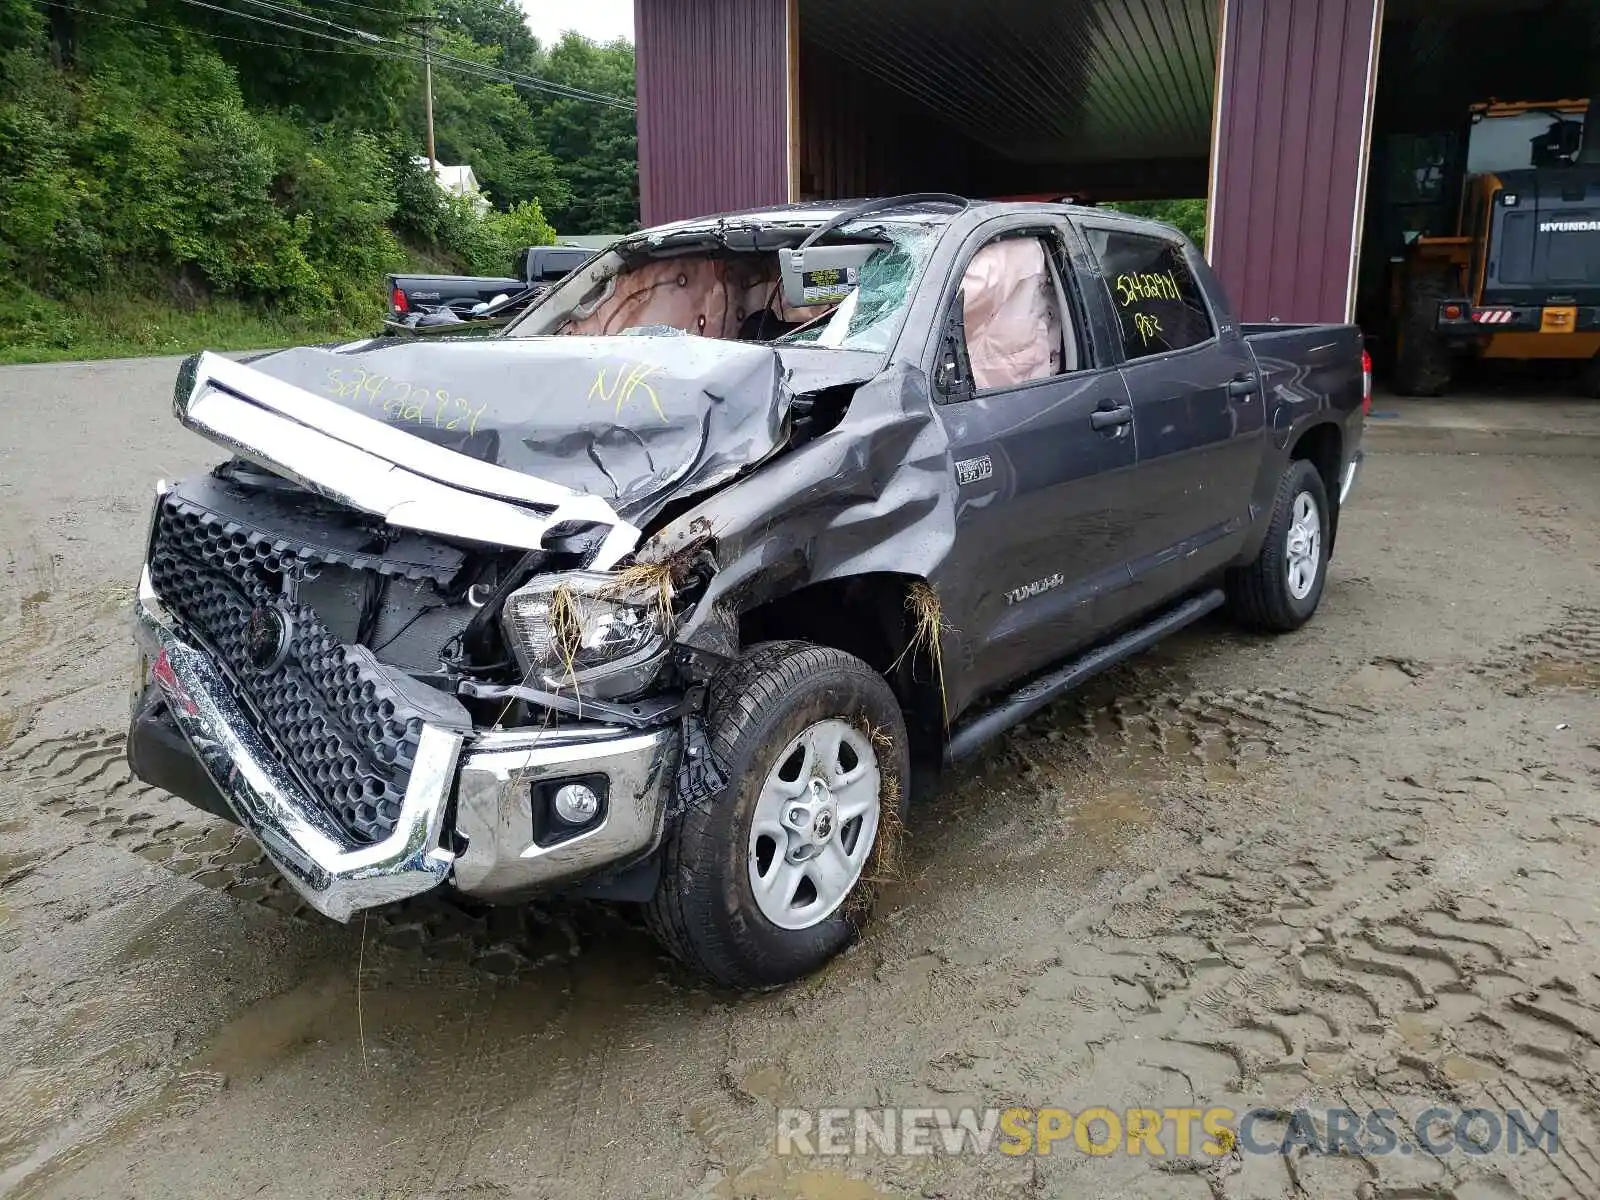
[[423, 28, 437, 173]]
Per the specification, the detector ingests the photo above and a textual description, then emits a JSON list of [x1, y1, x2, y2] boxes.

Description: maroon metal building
[[633, 0, 1600, 326]]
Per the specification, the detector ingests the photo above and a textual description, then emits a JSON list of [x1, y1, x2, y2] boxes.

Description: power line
[[37, 0, 397, 55], [163, 0, 632, 107], [301, 0, 420, 17], [219, 0, 634, 107]]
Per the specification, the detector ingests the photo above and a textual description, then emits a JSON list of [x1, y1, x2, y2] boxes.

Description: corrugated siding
[[802, 0, 1217, 166], [799, 43, 979, 200], [1208, 0, 1382, 323], [635, 0, 790, 226]]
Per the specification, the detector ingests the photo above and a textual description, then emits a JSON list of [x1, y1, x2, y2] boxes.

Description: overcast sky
[[520, 0, 634, 45]]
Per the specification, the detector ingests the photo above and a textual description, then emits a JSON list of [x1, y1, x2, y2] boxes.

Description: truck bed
[[389, 273, 525, 316], [1242, 322, 1365, 416]]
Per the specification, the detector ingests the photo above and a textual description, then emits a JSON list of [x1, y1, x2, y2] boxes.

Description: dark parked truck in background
[[128, 197, 1368, 988], [386, 244, 595, 322]]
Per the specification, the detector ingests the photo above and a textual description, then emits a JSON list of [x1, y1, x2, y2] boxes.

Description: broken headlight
[[499, 571, 675, 700]]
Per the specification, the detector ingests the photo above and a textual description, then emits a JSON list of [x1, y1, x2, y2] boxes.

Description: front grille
[[148, 487, 437, 844]]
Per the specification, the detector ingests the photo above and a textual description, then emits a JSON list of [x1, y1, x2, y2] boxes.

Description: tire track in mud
[[0, 729, 595, 978], [2, 681, 1369, 994], [903, 759, 1600, 1199], [1484, 604, 1600, 696], [977, 682, 1376, 807]]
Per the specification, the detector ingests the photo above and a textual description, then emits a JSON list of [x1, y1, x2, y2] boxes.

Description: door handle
[[1090, 404, 1134, 431], [1228, 374, 1259, 398]]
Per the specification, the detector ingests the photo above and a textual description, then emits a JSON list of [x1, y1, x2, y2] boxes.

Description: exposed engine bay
[[145, 455, 723, 839]]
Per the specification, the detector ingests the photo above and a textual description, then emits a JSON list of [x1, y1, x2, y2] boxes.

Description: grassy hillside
[[0, 0, 636, 363]]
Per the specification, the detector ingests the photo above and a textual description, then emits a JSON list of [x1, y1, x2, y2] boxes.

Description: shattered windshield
[[773, 223, 936, 353], [501, 218, 940, 354]]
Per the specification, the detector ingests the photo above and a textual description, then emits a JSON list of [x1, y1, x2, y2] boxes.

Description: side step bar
[[943, 588, 1226, 765]]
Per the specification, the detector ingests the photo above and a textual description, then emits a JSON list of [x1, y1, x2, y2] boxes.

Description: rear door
[[1078, 223, 1264, 609], [931, 219, 1143, 712]]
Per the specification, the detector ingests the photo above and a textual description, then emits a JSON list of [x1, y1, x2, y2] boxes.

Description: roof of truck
[[624, 197, 1184, 247]]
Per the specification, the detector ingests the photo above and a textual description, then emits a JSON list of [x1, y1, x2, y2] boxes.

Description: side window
[[958, 234, 1080, 392], [1085, 229, 1214, 358]]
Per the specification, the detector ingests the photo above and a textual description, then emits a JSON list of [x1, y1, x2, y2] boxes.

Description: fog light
[[553, 783, 602, 825]]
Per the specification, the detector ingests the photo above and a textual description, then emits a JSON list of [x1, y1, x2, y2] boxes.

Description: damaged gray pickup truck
[[127, 195, 1368, 988]]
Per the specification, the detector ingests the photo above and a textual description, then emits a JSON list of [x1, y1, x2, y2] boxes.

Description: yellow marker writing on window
[[1115, 271, 1182, 307]]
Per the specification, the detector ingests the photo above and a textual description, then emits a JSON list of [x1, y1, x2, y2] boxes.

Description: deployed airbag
[[960, 238, 1063, 391]]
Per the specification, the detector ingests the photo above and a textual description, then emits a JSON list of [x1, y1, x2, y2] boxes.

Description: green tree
[[525, 33, 638, 234], [424, 28, 571, 213], [1102, 199, 1208, 246], [0, 0, 642, 356]]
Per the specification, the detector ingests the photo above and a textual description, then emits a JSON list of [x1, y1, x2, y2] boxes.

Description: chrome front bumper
[[132, 570, 677, 920]]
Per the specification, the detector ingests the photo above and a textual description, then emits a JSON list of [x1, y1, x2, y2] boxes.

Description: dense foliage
[[0, 0, 638, 354], [1102, 199, 1208, 247]]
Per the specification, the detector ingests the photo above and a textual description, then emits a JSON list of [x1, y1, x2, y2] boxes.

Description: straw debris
[[602, 560, 677, 628], [548, 582, 585, 691], [851, 759, 907, 913], [895, 581, 952, 724]]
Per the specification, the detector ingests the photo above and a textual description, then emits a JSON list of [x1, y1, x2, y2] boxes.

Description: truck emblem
[[956, 455, 994, 485], [1006, 573, 1066, 606], [245, 605, 292, 673], [1539, 220, 1600, 232]]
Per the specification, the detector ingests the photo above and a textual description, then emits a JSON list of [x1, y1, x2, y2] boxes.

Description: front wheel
[[1225, 459, 1331, 632], [645, 642, 908, 990]]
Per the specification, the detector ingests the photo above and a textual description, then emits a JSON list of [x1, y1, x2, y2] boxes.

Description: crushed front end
[[127, 351, 722, 921]]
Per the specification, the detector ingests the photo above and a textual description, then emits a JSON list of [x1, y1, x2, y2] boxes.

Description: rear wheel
[[645, 642, 908, 990], [1393, 269, 1454, 397], [1226, 459, 1330, 632]]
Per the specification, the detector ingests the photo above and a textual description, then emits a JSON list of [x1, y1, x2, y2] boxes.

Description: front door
[[932, 225, 1143, 714]]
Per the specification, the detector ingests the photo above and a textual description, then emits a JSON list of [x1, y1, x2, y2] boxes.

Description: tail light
[[1443, 303, 1463, 320], [391, 286, 409, 315], [1361, 349, 1373, 415]]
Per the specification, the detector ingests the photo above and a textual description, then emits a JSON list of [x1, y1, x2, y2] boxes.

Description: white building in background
[[413, 157, 490, 212]]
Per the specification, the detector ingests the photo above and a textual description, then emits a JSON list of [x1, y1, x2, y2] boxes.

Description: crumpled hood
[[247, 335, 792, 523]]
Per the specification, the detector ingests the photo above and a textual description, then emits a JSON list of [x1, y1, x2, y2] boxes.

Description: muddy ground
[[1, 357, 1597, 1200]]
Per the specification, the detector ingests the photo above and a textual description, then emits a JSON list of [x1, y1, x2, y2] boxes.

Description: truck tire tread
[[645, 641, 907, 990], [1393, 269, 1454, 397], [1226, 459, 1329, 633]]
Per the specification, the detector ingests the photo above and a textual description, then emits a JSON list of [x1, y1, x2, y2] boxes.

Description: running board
[[943, 588, 1226, 765]]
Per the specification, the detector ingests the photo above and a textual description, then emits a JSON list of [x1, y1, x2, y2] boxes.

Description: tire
[[1392, 269, 1454, 397], [645, 641, 909, 990], [1225, 459, 1330, 633], [1580, 353, 1600, 399]]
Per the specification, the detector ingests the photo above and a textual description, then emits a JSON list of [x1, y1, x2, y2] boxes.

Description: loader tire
[[1392, 270, 1454, 397]]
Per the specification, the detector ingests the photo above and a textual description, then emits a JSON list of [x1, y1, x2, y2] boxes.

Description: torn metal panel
[[243, 337, 795, 526], [652, 361, 960, 651]]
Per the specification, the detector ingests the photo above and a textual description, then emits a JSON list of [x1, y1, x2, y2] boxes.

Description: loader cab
[[1459, 100, 1599, 309], [1479, 167, 1600, 309], [1387, 98, 1600, 396]]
